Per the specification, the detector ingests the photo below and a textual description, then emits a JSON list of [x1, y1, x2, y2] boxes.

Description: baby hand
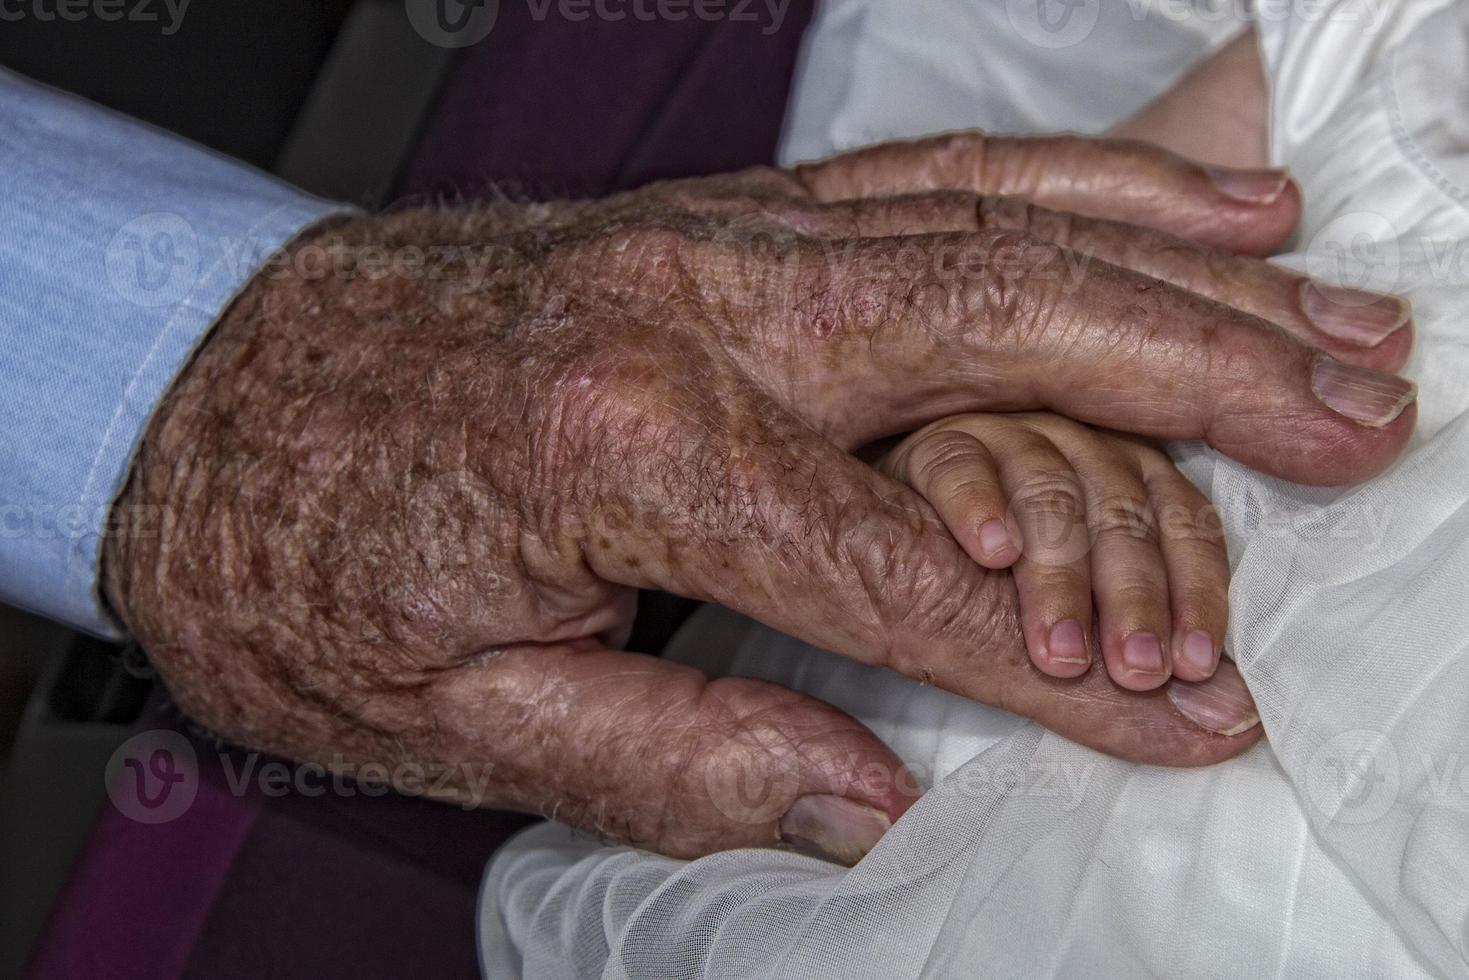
[[882, 413, 1226, 690]]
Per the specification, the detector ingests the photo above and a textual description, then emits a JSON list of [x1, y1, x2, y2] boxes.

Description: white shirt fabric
[[778, 0, 1243, 164], [480, 2, 1469, 977]]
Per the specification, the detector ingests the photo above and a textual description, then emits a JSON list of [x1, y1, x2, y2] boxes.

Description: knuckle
[[532, 343, 706, 512], [562, 221, 705, 303], [612, 222, 695, 273], [1030, 206, 1077, 249], [907, 190, 983, 231], [548, 346, 664, 433], [767, 202, 826, 236], [1026, 564, 1087, 599], [1158, 497, 1226, 548], [793, 246, 890, 342], [1091, 493, 1160, 546], [662, 185, 810, 235], [972, 232, 1069, 347], [738, 224, 806, 289], [928, 130, 990, 180], [1200, 311, 1293, 387], [1011, 470, 1091, 562], [908, 427, 987, 484], [1012, 471, 1085, 520], [647, 677, 807, 853], [975, 196, 1032, 232], [832, 505, 1008, 668], [978, 198, 1076, 249], [1108, 579, 1169, 615]]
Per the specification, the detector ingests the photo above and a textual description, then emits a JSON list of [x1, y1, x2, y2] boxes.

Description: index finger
[[792, 132, 1300, 256], [760, 231, 1415, 487]]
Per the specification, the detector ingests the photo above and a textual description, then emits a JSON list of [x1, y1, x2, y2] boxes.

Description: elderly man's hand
[[104, 133, 1415, 863]]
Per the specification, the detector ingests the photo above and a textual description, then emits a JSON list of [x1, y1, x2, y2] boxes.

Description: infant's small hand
[[883, 414, 1226, 690]]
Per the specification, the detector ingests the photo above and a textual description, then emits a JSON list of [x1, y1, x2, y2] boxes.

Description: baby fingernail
[[1301, 282, 1411, 347], [1207, 167, 1290, 204], [1180, 630, 1217, 675], [1167, 669, 1260, 736], [1122, 632, 1165, 674], [1311, 354, 1417, 427], [979, 519, 1015, 560], [1047, 619, 1090, 665], [780, 794, 892, 865]]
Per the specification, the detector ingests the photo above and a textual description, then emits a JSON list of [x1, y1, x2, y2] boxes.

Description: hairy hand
[[105, 133, 1416, 863]]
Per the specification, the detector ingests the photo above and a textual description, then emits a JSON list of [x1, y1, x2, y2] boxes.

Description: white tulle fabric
[[480, 2, 1469, 976]]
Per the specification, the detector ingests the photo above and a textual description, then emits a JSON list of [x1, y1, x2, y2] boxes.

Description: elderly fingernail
[[1122, 632, 1165, 674], [1047, 619, 1090, 665], [979, 519, 1016, 560], [1167, 668, 1259, 736], [1301, 282, 1411, 346], [780, 794, 892, 865], [1180, 630, 1218, 675], [1207, 167, 1290, 204], [1311, 353, 1417, 427]]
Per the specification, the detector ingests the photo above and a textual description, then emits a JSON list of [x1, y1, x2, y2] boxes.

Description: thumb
[[432, 644, 919, 863], [793, 131, 1300, 256]]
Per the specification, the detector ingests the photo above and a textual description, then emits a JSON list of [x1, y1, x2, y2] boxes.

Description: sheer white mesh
[[481, 2, 1469, 976]]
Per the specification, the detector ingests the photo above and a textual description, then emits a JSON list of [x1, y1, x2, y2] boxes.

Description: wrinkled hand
[[105, 133, 1416, 863]]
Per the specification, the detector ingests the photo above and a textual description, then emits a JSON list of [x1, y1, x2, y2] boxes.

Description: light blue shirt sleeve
[[0, 68, 354, 638]]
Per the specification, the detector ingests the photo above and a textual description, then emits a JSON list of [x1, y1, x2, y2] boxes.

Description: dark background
[[0, 0, 355, 167]]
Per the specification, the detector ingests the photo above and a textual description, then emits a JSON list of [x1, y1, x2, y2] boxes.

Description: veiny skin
[[103, 133, 1416, 861]]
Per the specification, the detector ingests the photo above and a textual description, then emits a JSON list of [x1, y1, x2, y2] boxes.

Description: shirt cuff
[[0, 68, 355, 637]]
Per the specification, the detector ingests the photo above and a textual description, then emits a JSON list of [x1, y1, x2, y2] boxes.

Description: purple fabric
[[397, 0, 816, 201], [177, 782, 534, 980], [27, 9, 814, 977], [26, 723, 263, 980], [25, 716, 535, 980]]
